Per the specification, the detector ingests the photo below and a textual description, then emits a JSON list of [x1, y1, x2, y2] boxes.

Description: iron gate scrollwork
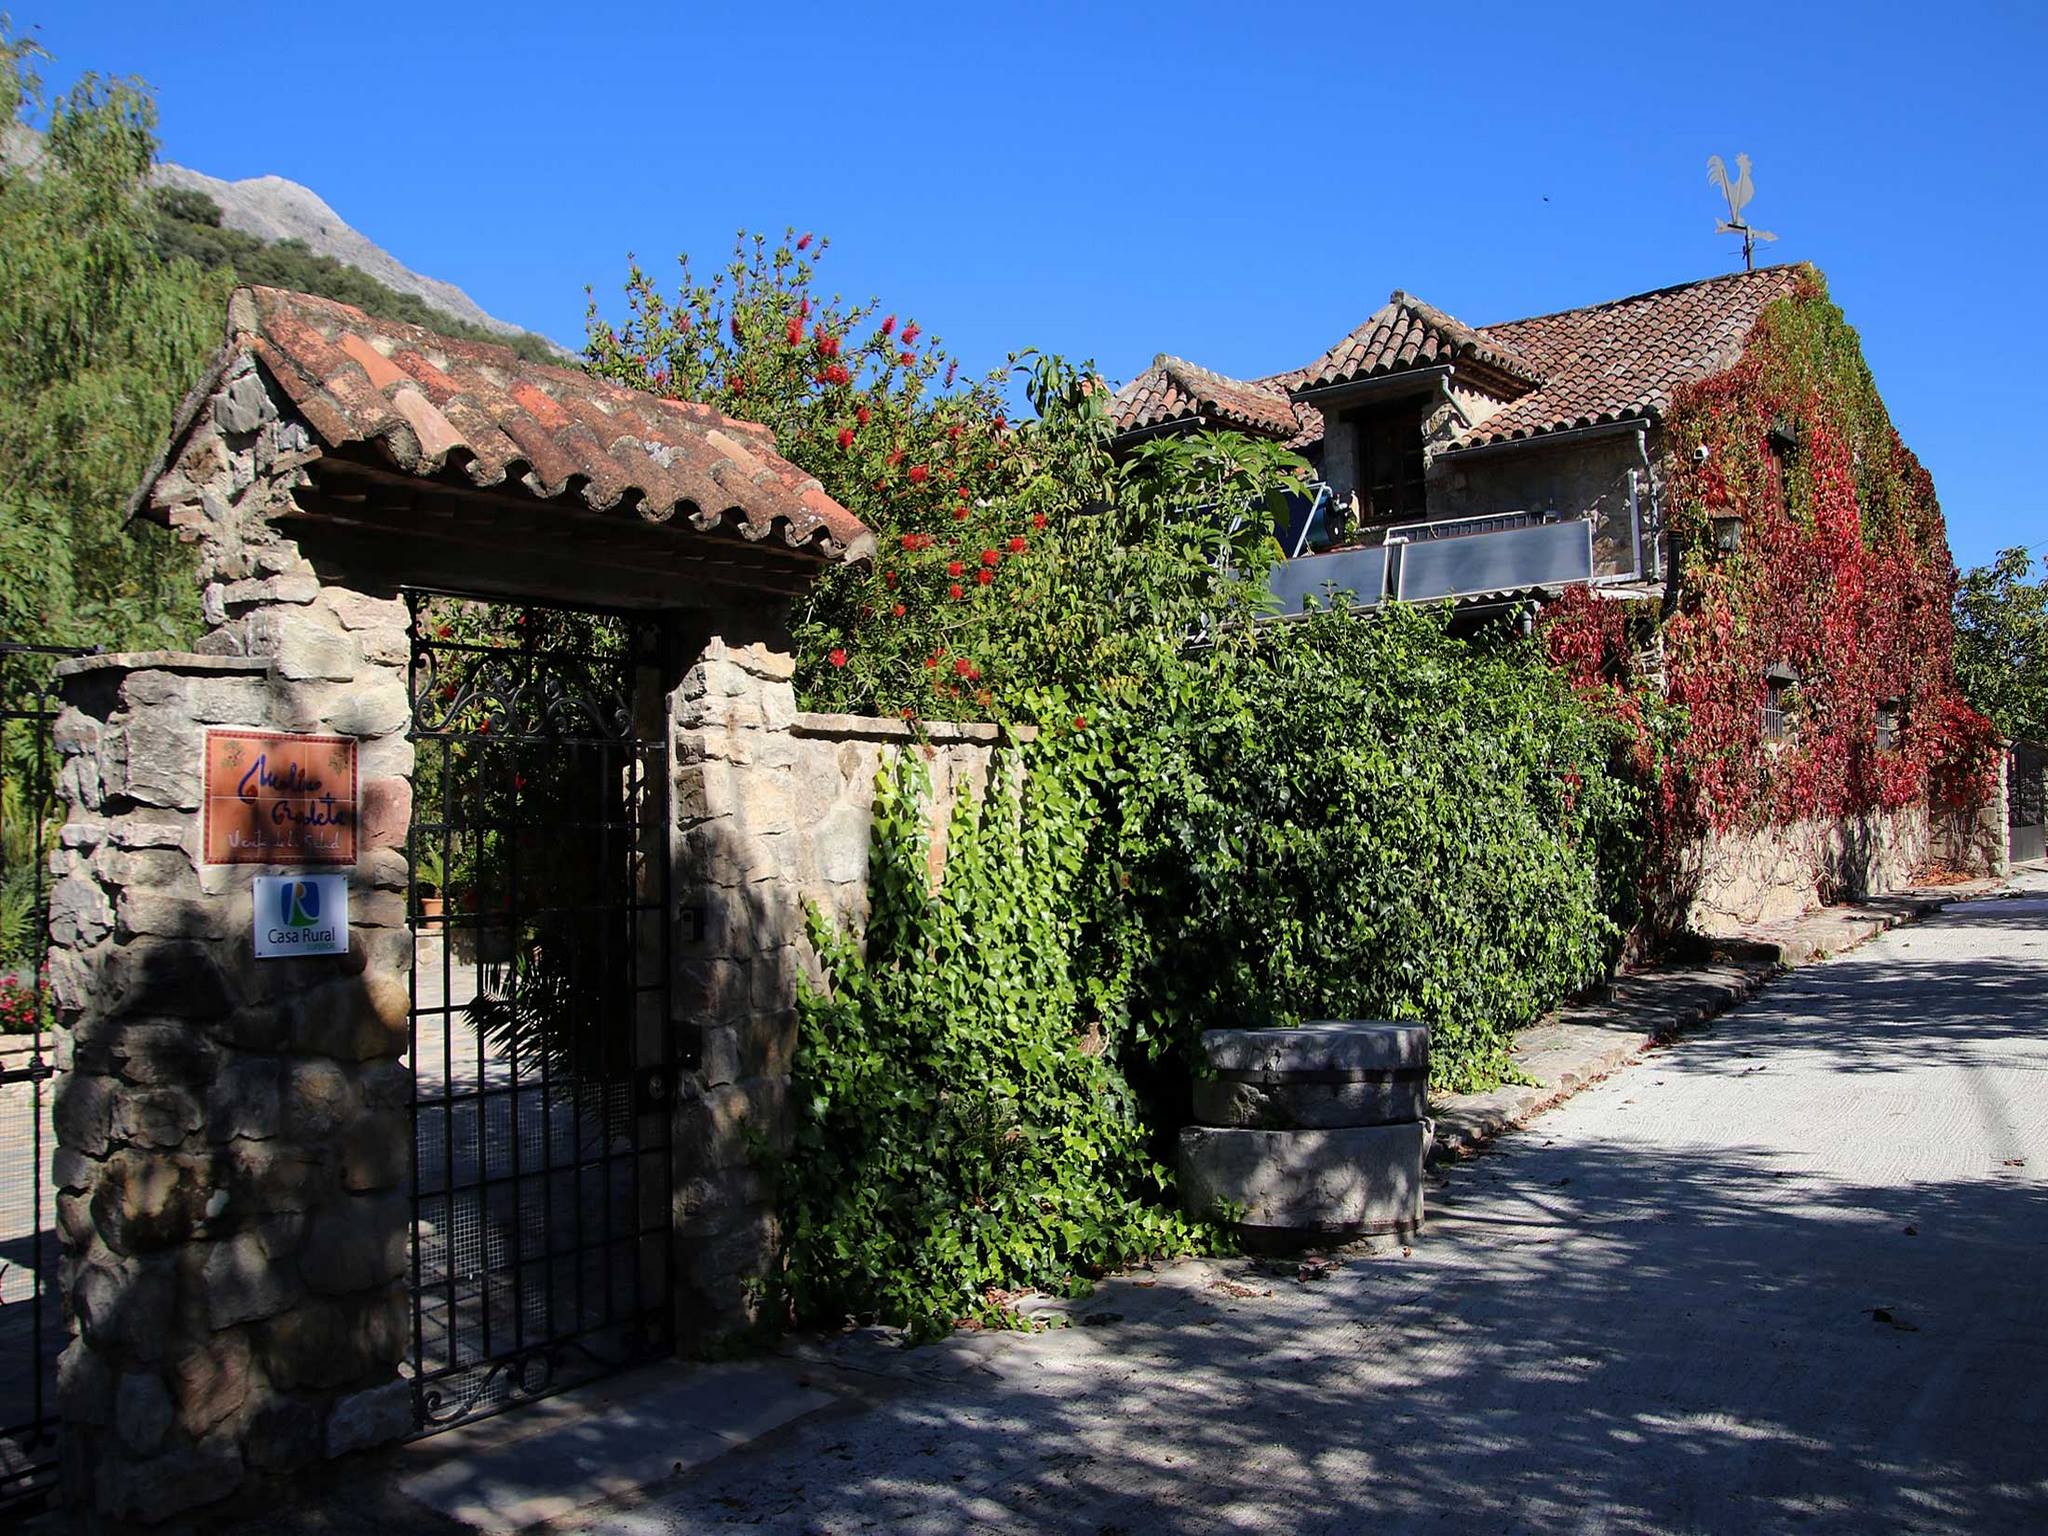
[[1, 642, 89, 1516], [404, 595, 675, 1435]]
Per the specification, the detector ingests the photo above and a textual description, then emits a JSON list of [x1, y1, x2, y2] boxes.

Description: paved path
[[523, 873, 2048, 1535]]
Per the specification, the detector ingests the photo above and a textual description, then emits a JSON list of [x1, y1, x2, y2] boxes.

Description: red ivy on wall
[[1542, 268, 1999, 852]]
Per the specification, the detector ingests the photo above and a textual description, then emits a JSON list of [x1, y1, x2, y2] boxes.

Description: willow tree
[[0, 28, 225, 649]]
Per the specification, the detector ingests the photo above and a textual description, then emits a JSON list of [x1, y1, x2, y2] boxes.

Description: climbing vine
[[1543, 268, 1998, 855]]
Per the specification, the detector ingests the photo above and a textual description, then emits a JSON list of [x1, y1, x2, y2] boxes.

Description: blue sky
[[34, 0, 2047, 568]]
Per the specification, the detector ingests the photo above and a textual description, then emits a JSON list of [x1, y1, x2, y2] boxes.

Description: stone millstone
[[1178, 1122, 1426, 1237], [1193, 1021, 1429, 1130]]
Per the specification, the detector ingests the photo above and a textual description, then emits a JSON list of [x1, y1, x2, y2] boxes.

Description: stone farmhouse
[[1110, 266, 1794, 617], [1107, 265, 2008, 926]]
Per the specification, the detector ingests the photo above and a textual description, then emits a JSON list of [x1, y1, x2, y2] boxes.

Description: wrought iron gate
[[404, 596, 675, 1434], [0, 642, 87, 1516], [2012, 741, 2046, 866]]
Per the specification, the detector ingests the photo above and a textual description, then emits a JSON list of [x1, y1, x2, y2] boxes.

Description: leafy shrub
[[1094, 607, 1648, 1093], [778, 749, 1203, 1339]]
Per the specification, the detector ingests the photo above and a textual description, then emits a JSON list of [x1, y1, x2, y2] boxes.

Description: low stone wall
[[1931, 749, 2011, 878], [46, 645, 414, 1527], [1664, 795, 2003, 936], [667, 643, 1026, 1347]]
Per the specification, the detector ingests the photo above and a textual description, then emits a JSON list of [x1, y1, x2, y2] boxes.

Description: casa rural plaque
[[202, 729, 358, 866]]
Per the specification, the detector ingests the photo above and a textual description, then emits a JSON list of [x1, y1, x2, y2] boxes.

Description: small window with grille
[[1763, 662, 1799, 745], [1875, 697, 1901, 752]]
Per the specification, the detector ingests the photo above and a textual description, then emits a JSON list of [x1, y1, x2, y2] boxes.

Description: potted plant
[[413, 843, 446, 923]]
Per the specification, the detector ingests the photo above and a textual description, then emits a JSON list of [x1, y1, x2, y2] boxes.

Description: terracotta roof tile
[[205, 286, 869, 559], [1295, 291, 1546, 394], [1453, 266, 1800, 449], [1109, 354, 1316, 442], [1123, 266, 1804, 458]]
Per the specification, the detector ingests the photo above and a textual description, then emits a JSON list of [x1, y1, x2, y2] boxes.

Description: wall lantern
[[1709, 512, 1745, 555]]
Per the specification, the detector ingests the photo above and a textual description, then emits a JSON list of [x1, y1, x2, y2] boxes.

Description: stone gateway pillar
[[48, 636, 417, 1526]]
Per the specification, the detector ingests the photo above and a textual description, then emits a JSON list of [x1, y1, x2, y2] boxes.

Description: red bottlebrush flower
[[883, 569, 898, 587], [796, 231, 813, 250], [439, 683, 457, 700], [944, 359, 958, 387], [1072, 717, 1087, 732], [816, 330, 840, 358], [975, 688, 991, 709], [837, 427, 855, 449], [1031, 512, 1048, 530], [784, 316, 803, 345], [901, 322, 921, 345], [886, 448, 905, 467], [900, 533, 919, 550], [899, 351, 916, 367], [478, 716, 492, 734], [828, 648, 848, 669], [514, 774, 526, 792], [949, 583, 965, 600], [974, 568, 993, 586], [880, 313, 897, 336], [956, 486, 971, 501], [800, 296, 811, 318], [947, 560, 965, 577], [434, 623, 452, 638], [908, 464, 930, 483], [948, 424, 963, 442], [1007, 536, 1028, 554], [953, 657, 973, 677], [856, 404, 872, 426], [994, 415, 1008, 432], [953, 507, 969, 522], [980, 548, 1000, 567], [891, 603, 907, 618], [729, 316, 743, 340]]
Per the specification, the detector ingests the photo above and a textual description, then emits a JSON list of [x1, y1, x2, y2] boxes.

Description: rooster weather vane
[[1707, 154, 1777, 272]]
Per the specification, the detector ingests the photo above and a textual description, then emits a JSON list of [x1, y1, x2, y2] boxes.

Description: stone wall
[[666, 635, 1020, 1347], [47, 647, 414, 1529], [1931, 748, 2012, 879], [45, 353, 419, 1527], [1664, 800, 1952, 936]]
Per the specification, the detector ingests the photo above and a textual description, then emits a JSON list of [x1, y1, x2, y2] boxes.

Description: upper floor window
[[1763, 662, 1800, 745], [1875, 697, 1902, 752], [1350, 402, 1428, 524]]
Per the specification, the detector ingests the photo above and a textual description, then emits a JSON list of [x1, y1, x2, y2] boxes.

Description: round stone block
[[1178, 1122, 1425, 1238], [1193, 1021, 1428, 1130]]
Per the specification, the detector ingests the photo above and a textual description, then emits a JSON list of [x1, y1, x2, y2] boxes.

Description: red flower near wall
[[828, 648, 848, 668], [908, 464, 930, 484]]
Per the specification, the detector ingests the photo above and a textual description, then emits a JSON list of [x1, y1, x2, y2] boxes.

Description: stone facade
[[667, 637, 1020, 1346], [48, 648, 412, 1529], [44, 356, 418, 1527], [1931, 748, 2012, 880], [1666, 800, 1964, 936]]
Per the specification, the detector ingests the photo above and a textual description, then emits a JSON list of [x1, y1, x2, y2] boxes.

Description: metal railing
[[1266, 509, 1600, 614]]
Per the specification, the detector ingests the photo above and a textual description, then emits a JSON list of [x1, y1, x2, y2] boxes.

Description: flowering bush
[[1542, 268, 1998, 870], [0, 969, 47, 1034], [586, 233, 1294, 719]]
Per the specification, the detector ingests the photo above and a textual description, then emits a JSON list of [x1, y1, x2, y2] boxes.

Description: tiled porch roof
[[139, 286, 870, 560]]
